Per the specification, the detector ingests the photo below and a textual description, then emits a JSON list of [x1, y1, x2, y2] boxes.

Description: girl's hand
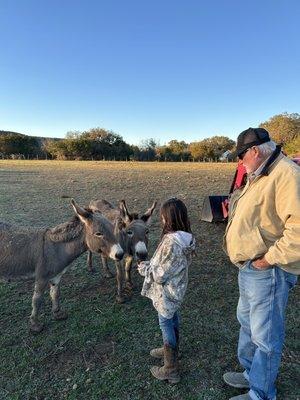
[[136, 260, 150, 277]]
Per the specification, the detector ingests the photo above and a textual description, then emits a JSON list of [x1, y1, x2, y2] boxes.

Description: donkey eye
[[94, 232, 103, 237], [127, 230, 133, 236]]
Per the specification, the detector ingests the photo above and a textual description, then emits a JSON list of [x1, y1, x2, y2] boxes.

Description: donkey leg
[[115, 260, 125, 303], [30, 280, 48, 333], [125, 256, 134, 291], [50, 277, 68, 321], [101, 255, 114, 278], [87, 250, 95, 273]]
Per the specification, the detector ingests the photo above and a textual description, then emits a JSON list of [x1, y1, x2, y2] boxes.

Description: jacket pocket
[[254, 226, 268, 254], [236, 226, 268, 262]]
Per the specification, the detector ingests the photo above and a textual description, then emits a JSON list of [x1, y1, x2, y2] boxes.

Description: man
[[223, 127, 300, 400]]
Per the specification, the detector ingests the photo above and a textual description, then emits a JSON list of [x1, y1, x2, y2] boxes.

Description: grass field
[[0, 160, 299, 400]]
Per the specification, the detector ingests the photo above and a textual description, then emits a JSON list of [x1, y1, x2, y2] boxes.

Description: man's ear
[[253, 146, 260, 159], [71, 199, 92, 225], [141, 201, 157, 225]]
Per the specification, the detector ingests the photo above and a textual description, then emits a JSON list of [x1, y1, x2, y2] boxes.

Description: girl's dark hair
[[160, 197, 192, 237]]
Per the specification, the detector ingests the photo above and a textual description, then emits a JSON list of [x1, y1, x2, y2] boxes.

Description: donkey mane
[[47, 216, 84, 243], [98, 199, 114, 209]]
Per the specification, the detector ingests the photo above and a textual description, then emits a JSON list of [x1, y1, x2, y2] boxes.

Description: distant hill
[[0, 130, 62, 144], [0, 130, 25, 137]]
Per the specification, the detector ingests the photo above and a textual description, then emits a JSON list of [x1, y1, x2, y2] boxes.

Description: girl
[[137, 197, 195, 384]]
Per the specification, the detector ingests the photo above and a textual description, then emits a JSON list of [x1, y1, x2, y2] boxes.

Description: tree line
[[1, 113, 299, 161]]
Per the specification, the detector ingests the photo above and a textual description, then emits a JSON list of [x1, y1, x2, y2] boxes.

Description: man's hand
[[252, 256, 271, 270]]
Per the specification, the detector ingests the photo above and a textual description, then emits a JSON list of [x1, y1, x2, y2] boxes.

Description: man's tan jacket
[[223, 154, 300, 275]]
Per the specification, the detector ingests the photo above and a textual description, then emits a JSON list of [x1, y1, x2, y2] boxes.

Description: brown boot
[[150, 346, 181, 359], [150, 344, 180, 384], [150, 328, 180, 359], [150, 346, 164, 359]]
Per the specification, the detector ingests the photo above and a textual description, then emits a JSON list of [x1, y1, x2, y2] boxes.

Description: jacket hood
[[169, 231, 195, 251]]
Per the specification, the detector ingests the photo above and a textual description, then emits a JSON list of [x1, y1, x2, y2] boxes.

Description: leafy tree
[[44, 139, 69, 160], [65, 130, 82, 139], [189, 136, 234, 160], [167, 140, 186, 153], [167, 140, 190, 161], [44, 127, 133, 160], [259, 113, 300, 145], [130, 145, 142, 161], [0, 133, 40, 157], [188, 141, 209, 160], [284, 135, 300, 156], [138, 138, 158, 161], [155, 145, 172, 161]]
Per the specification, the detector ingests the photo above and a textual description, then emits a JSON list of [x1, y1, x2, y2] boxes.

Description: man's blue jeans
[[158, 311, 179, 349], [237, 261, 297, 400]]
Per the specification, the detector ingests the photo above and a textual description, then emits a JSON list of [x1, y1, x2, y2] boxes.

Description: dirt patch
[[43, 336, 116, 376], [69, 280, 113, 299]]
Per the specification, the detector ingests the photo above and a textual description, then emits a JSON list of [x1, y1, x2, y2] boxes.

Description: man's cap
[[236, 127, 271, 157]]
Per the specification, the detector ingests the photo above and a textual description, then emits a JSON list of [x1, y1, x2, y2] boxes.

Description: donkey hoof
[[115, 295, 126, 304], [30, 321, 44, 334], [53, 310, 68, 321]]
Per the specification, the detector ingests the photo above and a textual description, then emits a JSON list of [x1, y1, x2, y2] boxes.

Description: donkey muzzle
[[136, 252, 147, 261], [115, 250, 124, 261], [110, 244, 124, 261], [135, 241, 148, 261]]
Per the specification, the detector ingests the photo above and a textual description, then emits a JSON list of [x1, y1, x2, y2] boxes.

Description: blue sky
[[0, 0, 299, 145]]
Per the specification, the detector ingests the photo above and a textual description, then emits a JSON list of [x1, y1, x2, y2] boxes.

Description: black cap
[[236, 127, 271, 157]]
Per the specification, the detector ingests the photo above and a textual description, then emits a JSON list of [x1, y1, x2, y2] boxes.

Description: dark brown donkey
[[0, 199, 124, 333], [87, 199, 157, 303]]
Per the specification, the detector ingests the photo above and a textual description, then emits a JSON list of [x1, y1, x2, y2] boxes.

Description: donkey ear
[[119, 200, 132, 225], [141, 201, 157, 225], [116, 217, 126, 231], [71, 199, 91, 224]]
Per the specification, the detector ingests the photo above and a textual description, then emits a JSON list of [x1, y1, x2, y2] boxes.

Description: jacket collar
[[260, 145, 282, 176]]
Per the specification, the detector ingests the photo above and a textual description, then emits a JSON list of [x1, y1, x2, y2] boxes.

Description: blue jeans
[[237, 261, 297, 400], [158, 311, 179, 349]]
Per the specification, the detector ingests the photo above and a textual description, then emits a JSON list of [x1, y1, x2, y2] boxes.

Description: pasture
[[0, 160, 299, 400]]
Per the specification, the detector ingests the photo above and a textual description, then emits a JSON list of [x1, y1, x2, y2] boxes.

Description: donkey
[[87, 199, 157, 303], [0, 199, 124, 333]]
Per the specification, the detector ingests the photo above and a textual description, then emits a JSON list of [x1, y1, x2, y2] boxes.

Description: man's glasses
[[238, 147, 251, 160]]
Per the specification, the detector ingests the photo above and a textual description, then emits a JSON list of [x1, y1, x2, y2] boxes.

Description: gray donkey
[[0, 199, 124, 333], [87, 199, 157, 303]]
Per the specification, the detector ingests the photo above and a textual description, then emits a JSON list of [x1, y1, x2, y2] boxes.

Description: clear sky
[[0, 0, 299, 145]]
